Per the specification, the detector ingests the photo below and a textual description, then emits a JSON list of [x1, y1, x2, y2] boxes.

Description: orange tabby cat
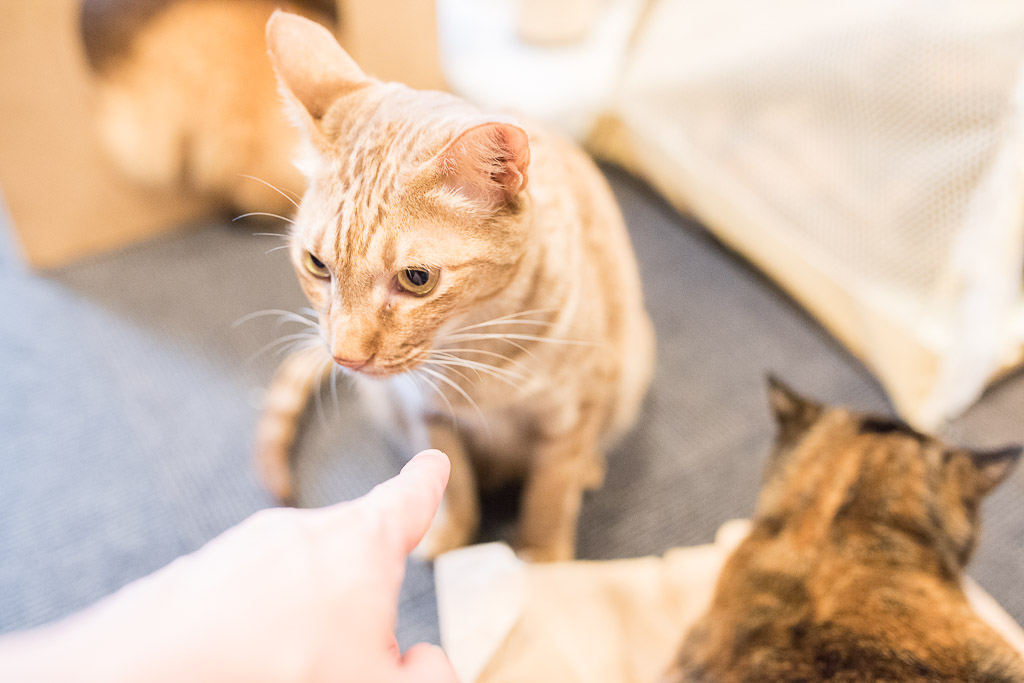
[[80, 0, 334, 214], [663, 378, 1024, 682], [257, 11, 655, 561]]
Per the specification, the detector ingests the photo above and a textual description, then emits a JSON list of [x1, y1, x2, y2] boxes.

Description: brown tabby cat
[[80, 0, 334, 214], [256, 12, 655, 561], [663, 378, 1024, 682]]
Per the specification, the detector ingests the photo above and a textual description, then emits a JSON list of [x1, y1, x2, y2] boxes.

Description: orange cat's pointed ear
[[438, 121, 531, 207], [266, 10, 367, 124]]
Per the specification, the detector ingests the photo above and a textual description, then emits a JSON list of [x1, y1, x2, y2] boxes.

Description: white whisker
[[426, 362, 525, 393], [468, 319, 555, 330], [427, 354, 485, 383], [238, 174, 301, 209], [438, 335, 535, 359], [274, 337, 322, 361], [275, 337, 323, 358], [442, 332, 595, 347], [413, 370, 457, 423], [233, 212, 295, 225], [233, 309, 319, 330], [429, 346, 530, 372], [449, 318, 555, 334], [446, 307, 558, 335], [419, 366, 485, 423], [247, 332, 321, 363], [330, 364, 340, 411], [425, 353, 527, 386], [428, 351, 525, 377], [422, 359, 476, 386]]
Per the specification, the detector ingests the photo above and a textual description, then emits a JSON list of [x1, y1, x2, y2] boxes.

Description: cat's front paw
[[514, 542, 575, 563]]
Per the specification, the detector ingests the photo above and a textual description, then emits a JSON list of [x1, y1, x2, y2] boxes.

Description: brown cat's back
[[664, 382, 1024, 682], [675, 537, 1024, 682]]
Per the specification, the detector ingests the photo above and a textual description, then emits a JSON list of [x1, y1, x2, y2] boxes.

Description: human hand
[[0, 449, 456, 683]]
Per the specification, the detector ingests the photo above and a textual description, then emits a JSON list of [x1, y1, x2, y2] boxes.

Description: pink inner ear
[[440, 122, 531, 206]]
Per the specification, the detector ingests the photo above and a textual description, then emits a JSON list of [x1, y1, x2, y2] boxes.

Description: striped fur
[[255, 345, 332, 505], [663, 379, 1024, 682], [257, 12, 655, 561]]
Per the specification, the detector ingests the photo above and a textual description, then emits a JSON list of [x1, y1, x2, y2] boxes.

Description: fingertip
[[400, 642, 458, 682], [352, 449, 451, 555], [402, 449, 451, 488]]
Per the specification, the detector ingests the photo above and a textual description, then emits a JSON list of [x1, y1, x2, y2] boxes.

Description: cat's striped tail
[[255, 344, 332, 505]]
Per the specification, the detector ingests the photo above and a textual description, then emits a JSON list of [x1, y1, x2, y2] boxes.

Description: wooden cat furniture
[[0, 1, 211, 267], [0, 0, 444, 268]]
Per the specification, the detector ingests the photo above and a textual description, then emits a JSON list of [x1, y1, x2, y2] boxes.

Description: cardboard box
[[0, 0, 444, 268]]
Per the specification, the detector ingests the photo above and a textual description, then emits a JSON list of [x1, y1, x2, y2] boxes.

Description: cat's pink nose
[[333, 355, 371, 370]]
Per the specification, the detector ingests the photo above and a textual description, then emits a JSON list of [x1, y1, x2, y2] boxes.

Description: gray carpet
[[1, 166, 1022, 650]]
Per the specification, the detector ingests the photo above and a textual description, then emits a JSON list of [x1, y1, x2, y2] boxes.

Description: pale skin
[[0, 450, 457, 683]]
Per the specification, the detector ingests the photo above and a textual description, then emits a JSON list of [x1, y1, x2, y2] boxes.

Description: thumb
[[398, 643, 458, 682], [363, 449, 451, 554]]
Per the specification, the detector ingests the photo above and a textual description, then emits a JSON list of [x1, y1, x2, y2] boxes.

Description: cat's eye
[[303, 251, 330, 279], [397, 267, 439, 296]]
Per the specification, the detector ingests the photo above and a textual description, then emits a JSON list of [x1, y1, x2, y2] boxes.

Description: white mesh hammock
[[591, 0, 1024, 428]]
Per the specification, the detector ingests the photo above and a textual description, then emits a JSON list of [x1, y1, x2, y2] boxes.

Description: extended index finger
[[359, 449, 450, 555]]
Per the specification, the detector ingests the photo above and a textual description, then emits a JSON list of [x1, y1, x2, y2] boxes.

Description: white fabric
[[439, 0, 1024, 428], [435, 543, 527, 683], [436, 0, 644, 140], [598, 0, 1024, 427]]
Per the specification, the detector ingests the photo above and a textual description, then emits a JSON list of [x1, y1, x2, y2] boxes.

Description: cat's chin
[[351, 367, 402, 379], [341, 360, 418, 379]]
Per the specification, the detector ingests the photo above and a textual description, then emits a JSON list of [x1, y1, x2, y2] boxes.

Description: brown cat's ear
[[438, 121, 531, 207], [266, 10, 367, 124], [765, 375, 824, 453], [766, 375, 817, 427], [969, 445, 1022, 496]]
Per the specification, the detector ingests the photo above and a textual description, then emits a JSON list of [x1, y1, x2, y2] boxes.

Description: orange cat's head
[[266, 11, 532, 375], [758, 377, 1021, 572]]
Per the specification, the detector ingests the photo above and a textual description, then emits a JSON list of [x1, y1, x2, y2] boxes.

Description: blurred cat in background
[[79, 0, 335, 214], [663, 378, 1024, 682], [256, 12, 655, 561]]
